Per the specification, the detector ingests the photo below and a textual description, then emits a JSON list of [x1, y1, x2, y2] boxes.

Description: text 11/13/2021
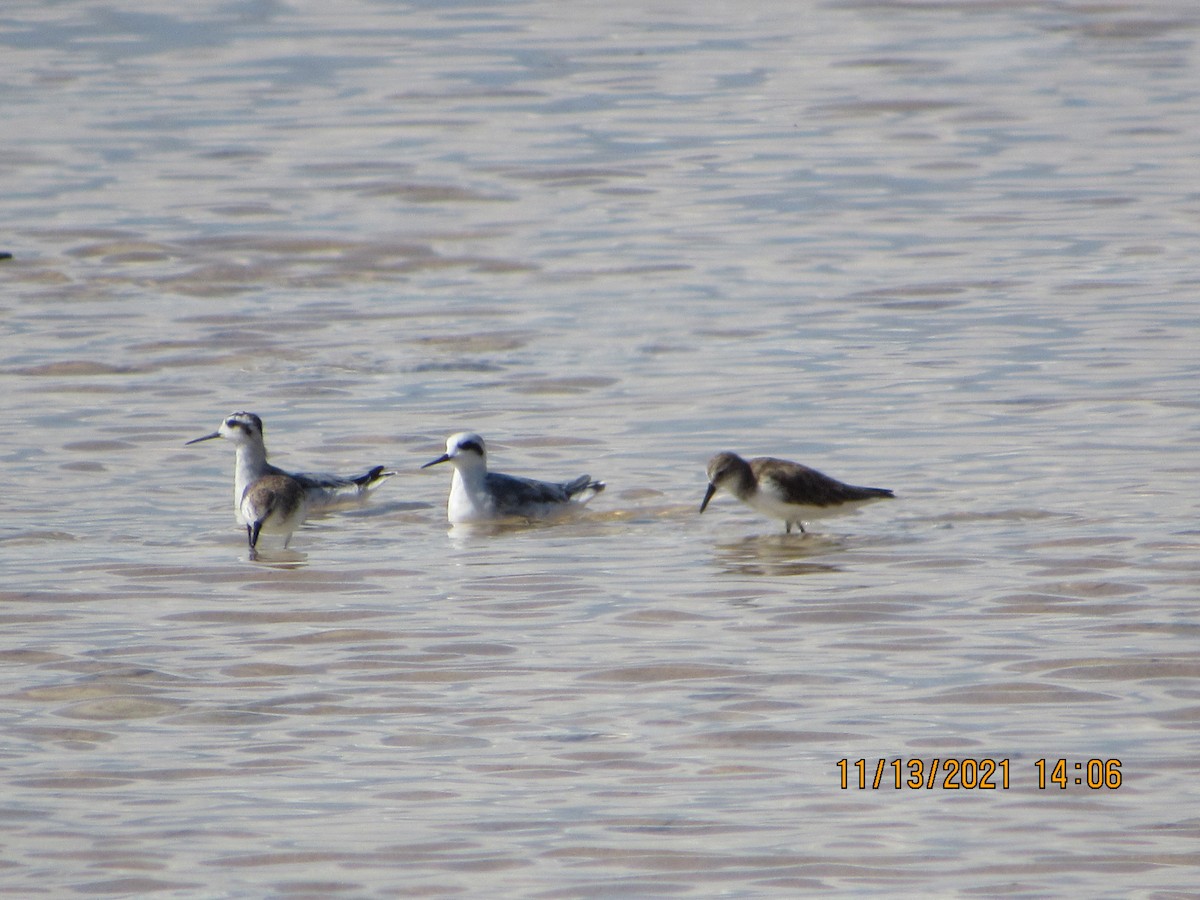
[[836, 758, 1123, 790]]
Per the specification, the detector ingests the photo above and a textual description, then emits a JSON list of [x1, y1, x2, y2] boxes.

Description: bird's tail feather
[[564, 475, 605, 503], [352, 465, 396, 491]]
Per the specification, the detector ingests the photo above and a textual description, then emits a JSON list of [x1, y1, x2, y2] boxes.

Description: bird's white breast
[[447, 471, 493, 523]]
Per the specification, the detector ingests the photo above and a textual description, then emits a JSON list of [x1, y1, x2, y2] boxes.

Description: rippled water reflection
[[3, 0, 1199, 895]]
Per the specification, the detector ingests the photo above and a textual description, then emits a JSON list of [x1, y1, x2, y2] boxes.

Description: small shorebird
[[700, 451, 893, 534], [422, 431, 604, 524], [187, 412, 393, 552]]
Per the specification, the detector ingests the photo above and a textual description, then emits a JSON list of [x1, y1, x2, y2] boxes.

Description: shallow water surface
[[2, 0, 1199, 896]]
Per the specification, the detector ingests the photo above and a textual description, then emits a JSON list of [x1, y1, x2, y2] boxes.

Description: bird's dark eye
[[460, 440, 484, 455]]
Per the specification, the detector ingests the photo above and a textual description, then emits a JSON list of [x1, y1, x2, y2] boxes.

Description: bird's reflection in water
[[440, 505, 631, 543], [444, 516, 579, 544], [711, 533, 843, 577], [247, 547, 307, 568]]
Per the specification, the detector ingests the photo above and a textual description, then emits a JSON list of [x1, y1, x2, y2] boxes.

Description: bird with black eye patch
[[187, 412, 394, 555], [700, 451, 893, 534], [422, 431, 604, 524]]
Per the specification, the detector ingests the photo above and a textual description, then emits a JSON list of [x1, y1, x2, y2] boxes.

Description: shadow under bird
[[422, 431, 605, 524], [187, 412, 394, 552], [700, 451, 893, 534]]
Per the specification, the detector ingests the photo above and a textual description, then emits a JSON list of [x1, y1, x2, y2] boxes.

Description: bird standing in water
[[187, 412, 393, 554], [700, 451, 893, 534]]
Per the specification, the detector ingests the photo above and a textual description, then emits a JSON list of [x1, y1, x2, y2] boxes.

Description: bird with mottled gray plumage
[[187, 412, 393, 553], [422, 431, 604, 524], [700, 451, 893, 534]]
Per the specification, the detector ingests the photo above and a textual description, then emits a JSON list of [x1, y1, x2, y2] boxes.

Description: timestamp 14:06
[[835, 758, 1123, 790]]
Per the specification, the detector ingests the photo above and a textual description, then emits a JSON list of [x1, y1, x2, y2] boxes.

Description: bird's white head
[[422, 432, 487, 471], [187, 411, 266, 449]]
